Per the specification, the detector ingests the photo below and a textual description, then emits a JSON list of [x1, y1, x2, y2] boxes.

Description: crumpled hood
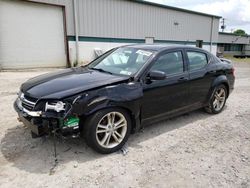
[[21, 67, 129, 99]]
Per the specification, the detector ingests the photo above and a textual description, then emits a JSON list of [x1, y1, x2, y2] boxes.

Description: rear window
[[187, 51, 208, 71]]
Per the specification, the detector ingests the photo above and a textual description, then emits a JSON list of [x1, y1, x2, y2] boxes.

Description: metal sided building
[[0, 0, 221, 69], [217, 32, 250, 56]]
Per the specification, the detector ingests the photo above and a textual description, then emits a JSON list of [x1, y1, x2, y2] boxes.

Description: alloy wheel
[[213, 87, 226, 111], [96, 112, 127, 148]]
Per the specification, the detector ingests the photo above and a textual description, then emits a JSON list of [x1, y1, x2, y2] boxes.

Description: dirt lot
[[0, 63, 249, 188]]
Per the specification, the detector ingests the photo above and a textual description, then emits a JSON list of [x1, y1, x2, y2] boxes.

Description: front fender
[[69, 82, 143, 130], [85, 83, 142, 115]]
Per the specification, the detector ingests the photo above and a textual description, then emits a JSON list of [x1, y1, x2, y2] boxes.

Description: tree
[[233, 29, 247, 36]]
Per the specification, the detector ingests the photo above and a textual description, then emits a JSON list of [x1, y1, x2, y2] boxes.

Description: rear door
[[185, 50, 214, 104]]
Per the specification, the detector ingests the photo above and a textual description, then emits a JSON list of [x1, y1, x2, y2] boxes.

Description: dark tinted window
[[150, 51, 184, 75], [187, 51, 207, 71], [217, 43, 243, 51]]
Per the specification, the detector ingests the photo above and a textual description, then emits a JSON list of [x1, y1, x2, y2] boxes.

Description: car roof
[[122, 44, 209, 53]]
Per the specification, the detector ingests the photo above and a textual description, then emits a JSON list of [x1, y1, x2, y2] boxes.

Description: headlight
[[45, 101, 65, 112]]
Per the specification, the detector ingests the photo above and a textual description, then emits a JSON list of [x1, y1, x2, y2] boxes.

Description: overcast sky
[[145, 0, 250, 34]]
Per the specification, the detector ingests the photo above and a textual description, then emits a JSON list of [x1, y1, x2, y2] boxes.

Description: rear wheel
[[83, 108, 131, 154], [205, 84, 227, 114]]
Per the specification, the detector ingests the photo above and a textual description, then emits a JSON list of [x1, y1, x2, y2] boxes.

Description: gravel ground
[[0, 63, 249, 188]]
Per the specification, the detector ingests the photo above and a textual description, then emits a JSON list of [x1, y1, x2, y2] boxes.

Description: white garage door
[[0, 0, 67, 69]]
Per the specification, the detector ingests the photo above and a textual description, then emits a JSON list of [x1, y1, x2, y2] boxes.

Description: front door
[[141, 50, 189, 120]]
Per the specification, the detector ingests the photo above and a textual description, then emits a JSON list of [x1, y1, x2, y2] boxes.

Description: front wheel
[[205, 84, 227, 114], [83, 108, 131, 154]]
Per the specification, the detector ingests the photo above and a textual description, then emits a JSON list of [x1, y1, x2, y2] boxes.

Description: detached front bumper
[[14, 99, 80, 138], [14, 100, 51, 137]]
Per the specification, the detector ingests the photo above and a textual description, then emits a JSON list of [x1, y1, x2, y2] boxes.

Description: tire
[[83, 108, 131, 154], [204, 84, 227, 114]]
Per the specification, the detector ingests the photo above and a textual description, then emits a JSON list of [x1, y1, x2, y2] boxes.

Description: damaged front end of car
[[14, 80, 143, 139], [14, 91, 82, 138]]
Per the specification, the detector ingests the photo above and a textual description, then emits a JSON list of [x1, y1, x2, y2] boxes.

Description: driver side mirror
[[147, 70, 166, 80]]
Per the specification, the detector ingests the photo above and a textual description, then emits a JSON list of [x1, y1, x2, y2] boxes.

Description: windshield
[[88, 47, 154, 76]]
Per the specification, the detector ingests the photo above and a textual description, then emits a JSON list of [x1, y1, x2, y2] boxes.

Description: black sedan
[[14, 44, 235, 154]]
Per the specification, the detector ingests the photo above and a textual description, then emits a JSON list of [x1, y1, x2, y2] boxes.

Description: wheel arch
[[220, 82, 229, 98], [208, 75, 230, 102], [82, 104, 140, 133]]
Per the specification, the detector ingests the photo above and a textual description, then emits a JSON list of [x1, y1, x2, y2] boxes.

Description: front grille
[[24, 95, 37, 103], [22, 100, 34, 111], [20, 93, 37, 111]]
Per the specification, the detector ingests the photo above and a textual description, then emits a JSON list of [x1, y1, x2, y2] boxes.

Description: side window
[[187, 51, 208, 71], [150, 51, 184, 75]]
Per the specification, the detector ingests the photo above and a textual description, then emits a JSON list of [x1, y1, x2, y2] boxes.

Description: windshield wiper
[[89, 67, 113, 75]]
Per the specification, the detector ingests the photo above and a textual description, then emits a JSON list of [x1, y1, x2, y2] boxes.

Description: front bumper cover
[[14, 100, 52, 136], [14, 99, 77, 137]]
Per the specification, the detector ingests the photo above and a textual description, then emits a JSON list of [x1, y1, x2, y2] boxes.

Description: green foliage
[[233, 29, 247, 36]]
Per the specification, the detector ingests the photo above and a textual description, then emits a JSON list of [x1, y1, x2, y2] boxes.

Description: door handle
[[178, 77, 188, 82], [208, 70, 216, 74]]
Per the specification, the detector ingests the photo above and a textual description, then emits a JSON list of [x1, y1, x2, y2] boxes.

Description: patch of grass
[[223, 55, 250, 63]]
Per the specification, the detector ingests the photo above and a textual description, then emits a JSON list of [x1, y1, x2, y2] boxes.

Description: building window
[[231, 44, 243, 51], [217, 44, 243, 52], [196, 40, 203, 48]]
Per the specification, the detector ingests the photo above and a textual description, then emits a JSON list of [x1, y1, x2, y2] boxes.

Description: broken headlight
[[45, 101, 66, 112]]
